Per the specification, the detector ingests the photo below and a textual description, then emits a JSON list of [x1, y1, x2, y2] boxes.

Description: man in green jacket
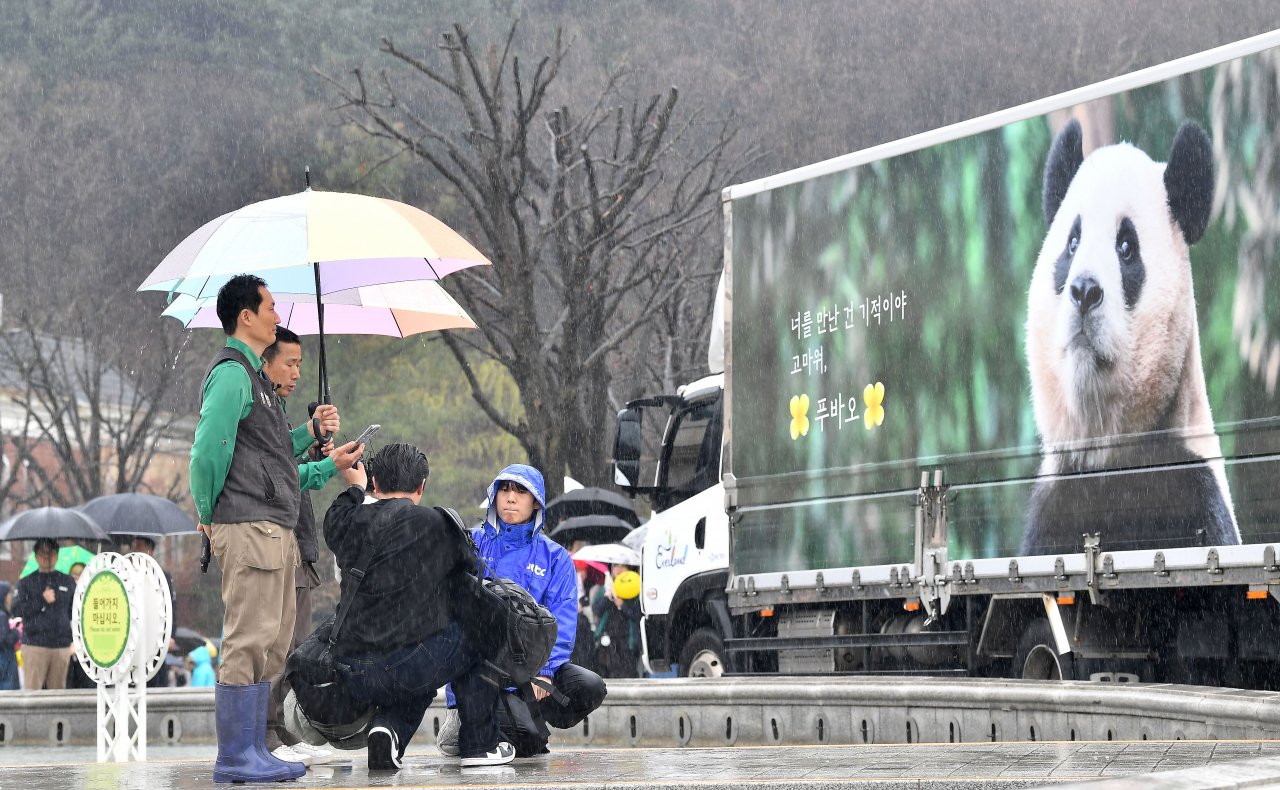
[[190, 274, 363, 783]]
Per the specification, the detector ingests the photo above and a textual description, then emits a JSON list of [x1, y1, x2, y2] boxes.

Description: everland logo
[[526, 563, 547, 577]]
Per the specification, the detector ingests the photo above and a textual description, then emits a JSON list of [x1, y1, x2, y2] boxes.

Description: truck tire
[[679, 628, 726, 677], [1013, 618, 1076, 681]]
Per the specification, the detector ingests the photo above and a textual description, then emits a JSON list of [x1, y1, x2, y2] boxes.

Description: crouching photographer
[[284, 443, 514, 770]]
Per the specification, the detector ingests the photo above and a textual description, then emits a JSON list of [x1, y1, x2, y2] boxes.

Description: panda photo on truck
[[1020, 117, 1240, 556]]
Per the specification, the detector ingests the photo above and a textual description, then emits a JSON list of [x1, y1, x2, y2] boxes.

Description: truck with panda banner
[[612, 28, 1280, 686]]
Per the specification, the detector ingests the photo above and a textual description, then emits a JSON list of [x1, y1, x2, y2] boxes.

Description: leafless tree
[[319, 22, 750, 495], [0, 302, 192, 512]]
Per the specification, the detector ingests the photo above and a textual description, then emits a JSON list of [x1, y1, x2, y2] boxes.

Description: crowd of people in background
[[0, 537, 220, 691]]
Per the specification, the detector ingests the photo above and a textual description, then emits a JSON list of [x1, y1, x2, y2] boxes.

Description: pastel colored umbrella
[[137, 181, 488, 408], [161, 279, 475, 338], [137, 188, 490, 299]]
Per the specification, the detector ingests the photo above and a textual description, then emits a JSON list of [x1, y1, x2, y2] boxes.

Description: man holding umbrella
[[258, 325, 336, 767], [11, 539, 75, 690], [190, 274, 363, 783]]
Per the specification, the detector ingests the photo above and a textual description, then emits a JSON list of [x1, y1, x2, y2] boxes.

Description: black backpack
[[435, 507, 564, 738]]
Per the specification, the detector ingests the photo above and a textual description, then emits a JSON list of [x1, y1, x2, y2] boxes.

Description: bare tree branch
[[323, 22, 743, 495]]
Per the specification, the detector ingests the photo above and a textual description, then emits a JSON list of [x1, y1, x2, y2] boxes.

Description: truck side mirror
[[613, 407, 643, 488]]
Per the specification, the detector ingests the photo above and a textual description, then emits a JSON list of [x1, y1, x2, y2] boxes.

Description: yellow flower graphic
[[789, 395, 810, 440], [863, 382, 885, 430]]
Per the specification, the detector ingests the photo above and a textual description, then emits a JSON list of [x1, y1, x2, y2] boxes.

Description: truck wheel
[[679, 628, 726, 677], [1013, 618, 1075, 681]]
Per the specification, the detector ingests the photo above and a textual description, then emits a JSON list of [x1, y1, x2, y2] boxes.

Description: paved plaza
[[2, 740, 1280, 789]]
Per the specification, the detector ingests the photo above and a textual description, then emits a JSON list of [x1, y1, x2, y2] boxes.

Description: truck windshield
[[657, 394, 722, 510]]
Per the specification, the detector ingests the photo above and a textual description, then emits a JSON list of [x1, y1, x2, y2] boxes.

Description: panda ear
[[1164, 121, 1214, 246], [1043, 119, 1084, 227]]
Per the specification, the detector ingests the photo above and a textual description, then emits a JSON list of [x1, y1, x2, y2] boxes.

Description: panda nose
[[1070, 275, 1104, 314]]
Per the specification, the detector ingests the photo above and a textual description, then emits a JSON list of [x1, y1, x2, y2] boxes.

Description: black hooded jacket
[[322, 486, 476, 657]]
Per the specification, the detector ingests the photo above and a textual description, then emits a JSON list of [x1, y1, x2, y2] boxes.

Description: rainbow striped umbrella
[[138, 184, 487, 405], [138, 188, 489, 299], [161, 280, 475, 337]]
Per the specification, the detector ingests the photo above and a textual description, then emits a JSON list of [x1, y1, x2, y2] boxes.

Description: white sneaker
[[461, 741, 515, 767], [289, 741, 333, 765], [271, 744, 313, 768], [436, 708, 460, 756]]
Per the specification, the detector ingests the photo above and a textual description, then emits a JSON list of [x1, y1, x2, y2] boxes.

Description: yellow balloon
[[614, 570, 642, 600]]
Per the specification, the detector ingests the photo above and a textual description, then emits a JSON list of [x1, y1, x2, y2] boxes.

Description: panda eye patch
[[1115, 217, 1145, 308], [1053, 215, 1082, 295]]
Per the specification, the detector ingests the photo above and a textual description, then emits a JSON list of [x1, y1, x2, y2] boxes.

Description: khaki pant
[[23, 645, 73, 690], [211, 521, 298, 686]]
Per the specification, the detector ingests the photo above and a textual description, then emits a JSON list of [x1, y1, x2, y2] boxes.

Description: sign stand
[[71, 552, 173, 763]]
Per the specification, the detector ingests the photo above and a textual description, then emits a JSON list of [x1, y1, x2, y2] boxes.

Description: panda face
[[1026, 142, 1196, 451]]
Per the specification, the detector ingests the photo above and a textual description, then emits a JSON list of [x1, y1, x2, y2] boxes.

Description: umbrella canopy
[[172, 627, 221, 656], [622, 523, 648, 552], [20, 544, 96, 578], [77, 493, 196, 538], [138, 186, 488, 410], [0, 507, 109, 542], [544, 488, 640, 528], [572, 543, 641, 568], [548, 515, 636, 548], [137, 189, 490, 299], [161, 279, 475, 338]]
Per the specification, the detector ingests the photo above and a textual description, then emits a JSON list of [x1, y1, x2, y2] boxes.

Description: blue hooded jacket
[[447, 465, 577, 706], [474, 464, 577, 676]]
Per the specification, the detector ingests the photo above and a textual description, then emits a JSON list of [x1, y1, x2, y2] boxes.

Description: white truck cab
[[611, 276, 733, 676]]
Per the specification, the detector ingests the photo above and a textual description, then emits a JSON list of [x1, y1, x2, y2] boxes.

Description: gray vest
[[201, 347, 301, 528]]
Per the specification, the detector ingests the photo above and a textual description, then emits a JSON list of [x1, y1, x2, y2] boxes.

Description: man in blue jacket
[[438, 464, 606, 757]]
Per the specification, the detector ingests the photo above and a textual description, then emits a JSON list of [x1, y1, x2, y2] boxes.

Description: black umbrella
[[0, 507, 109, 542], [77, 493, 196, 539], [173, 627, 221, 652], [544, 488, 639, 528], [548, 515, 636, 548]]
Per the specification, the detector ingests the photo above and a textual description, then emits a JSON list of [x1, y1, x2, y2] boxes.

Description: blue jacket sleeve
[[540, 549, 579, 676]]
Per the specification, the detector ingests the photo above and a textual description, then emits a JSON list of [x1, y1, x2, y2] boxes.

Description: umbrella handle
[[307, 404, 333, 448], [312, 416, 332, 446], [312, 260, 333, 444]]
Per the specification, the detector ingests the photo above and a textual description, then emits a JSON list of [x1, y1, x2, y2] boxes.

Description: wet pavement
[[2, 740, 1280, 789]]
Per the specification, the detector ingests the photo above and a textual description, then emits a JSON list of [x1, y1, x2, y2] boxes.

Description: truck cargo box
[[723, 29, 1280, 583]]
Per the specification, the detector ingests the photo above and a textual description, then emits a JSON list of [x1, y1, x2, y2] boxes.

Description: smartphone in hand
[[353, 424, 380, 446]]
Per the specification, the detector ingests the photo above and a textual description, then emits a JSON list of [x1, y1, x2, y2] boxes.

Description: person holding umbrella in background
[[591, 565, 643, 679], [190, 275, 363, 783], [10, 540, 75, 690], [0, 582, 20, 690], [257, 325, 335, 767]]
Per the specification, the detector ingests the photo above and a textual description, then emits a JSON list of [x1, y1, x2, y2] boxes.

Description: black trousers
[[498, 663, 606, 757]]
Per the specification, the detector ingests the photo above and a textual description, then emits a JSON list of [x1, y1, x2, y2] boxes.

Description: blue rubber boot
[[257, 681, 306, 778], [214, 683, 294, 783]]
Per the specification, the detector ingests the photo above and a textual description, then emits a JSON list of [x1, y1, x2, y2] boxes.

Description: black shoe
[[368, 727, 402, 771]]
